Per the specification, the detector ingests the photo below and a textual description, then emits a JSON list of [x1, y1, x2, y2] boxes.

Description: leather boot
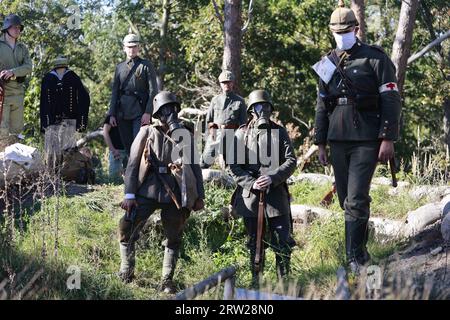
[[275, 249, 291, 280], [161, 247, 179, 294], [345, 219, 369, 276], [118, 242, 135, 283]]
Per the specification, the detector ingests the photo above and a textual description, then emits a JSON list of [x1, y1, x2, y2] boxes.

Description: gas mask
[[333, 31, 357, 51], [253, 103, 272, 129], [155, 104, 182, 133]]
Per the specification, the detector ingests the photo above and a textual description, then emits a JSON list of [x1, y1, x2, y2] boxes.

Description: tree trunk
[[351, 0, 366, 42], [157, 0, 171, 91], [223, 0, 242, 92], [443, 97, 450, 150], [391, 0, 420, 95]]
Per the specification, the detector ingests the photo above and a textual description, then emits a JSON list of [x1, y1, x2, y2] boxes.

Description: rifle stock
[[389, 157, 398, 188], [320, 182, 336, 207], [0, 79, 4, 125], [254, 191, 265, 273]]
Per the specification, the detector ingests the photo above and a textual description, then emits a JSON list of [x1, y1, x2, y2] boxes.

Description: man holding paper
[[313, 0, 401, 275]]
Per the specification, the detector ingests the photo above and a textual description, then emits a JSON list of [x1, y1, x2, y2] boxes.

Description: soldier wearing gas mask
[[228, 90, 296, 287], [118, 91, 205, 294]]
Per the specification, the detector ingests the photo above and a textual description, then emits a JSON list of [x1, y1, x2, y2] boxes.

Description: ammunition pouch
[[121, 90, 148, 113]]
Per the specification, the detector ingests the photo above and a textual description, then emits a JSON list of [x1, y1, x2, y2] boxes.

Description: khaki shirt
[[0, 34, 32, 96]]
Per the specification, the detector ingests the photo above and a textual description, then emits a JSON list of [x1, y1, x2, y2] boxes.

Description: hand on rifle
[[378, 140, 394, 163], [318, 144, 328, 166], [253, 175, 272, 190]]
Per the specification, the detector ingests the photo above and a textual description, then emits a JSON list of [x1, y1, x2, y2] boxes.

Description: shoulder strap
[[120, 58, 142, 91], [329, 50, 356, 96]]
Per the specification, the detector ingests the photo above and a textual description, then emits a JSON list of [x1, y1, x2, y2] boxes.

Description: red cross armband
[[379, 82, 399, 93]]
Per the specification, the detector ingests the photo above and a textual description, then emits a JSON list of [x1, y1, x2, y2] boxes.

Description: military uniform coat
[[124, 124, 205, 205], [228, 120, 296, 218], [108, 56, 158, 120], [0, 34, 32, 96], [314, 40, 401, 144], [206, 92, 247, 127], [40, 69, 90, 132]]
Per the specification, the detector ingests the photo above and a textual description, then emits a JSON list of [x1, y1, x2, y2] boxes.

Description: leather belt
[[336, 96, 355, 106], [220, 123, 239, 129]]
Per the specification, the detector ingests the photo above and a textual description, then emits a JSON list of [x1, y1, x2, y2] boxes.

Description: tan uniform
[[0, 34, 32, 136]]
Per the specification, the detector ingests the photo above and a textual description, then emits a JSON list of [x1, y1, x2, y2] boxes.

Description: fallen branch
[[407, 30, 450, 65], [76, 129, 103, 148]]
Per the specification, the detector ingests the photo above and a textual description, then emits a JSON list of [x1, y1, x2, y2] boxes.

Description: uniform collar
[[126, 56, 140, 64]]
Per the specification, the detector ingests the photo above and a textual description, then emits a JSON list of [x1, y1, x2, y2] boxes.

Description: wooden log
[[175, 266, 236, 300], [405, 203, 443, 235]]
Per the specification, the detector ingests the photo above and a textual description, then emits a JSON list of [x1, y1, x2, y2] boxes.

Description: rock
[[291, 204, 333, 227], [408, 186, 450, 202], [430, 246, 443, 256], [202, 169, 235, 188], [287, 173, 332, 186], [441, 214, 450, 242], [440, 194, 450, 219]]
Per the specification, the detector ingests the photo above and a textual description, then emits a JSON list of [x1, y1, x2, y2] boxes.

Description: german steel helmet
[[2, 14, 24, 32], [329, 0, 358, 33], [53, 55, 69, 68], [122, 34, 140, 46], [153, 91, 180, 117], [247, 89, 273, 112], [218, 70, 235, 83]]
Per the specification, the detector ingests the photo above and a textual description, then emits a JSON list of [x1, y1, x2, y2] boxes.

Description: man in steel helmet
[[228, 89, 296, 287], [108, 34, 158, 157], [0, 14, 32, 144], [313, 0, 401, 275], [118, 91, 205, 294]]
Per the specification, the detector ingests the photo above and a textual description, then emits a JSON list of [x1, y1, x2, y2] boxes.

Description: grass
[[0, 176, 432, 300]]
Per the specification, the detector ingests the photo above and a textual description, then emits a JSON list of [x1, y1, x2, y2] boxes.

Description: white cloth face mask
[[333, 31, 357, 50]]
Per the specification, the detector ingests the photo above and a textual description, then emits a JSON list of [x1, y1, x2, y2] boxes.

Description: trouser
[[0, 94, 24, 137], [329, 140, 380, 263], [243, 214, 294, 281], [117, 116, 142, 156], [118, 196, 190, 249], [108, 149, 128, 181]]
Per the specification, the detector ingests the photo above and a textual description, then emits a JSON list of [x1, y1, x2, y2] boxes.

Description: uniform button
[[384, 127, 387, 130], [341, 90, 346, 93], [385, 120, 389, 124], [382, 133, 386, 137]]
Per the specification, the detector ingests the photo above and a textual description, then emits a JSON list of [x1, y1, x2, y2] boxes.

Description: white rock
[[288, 173, 332, 186], [430, 246, 443, 256], [409, 186, 450, 202], [290, 204, 333, 226], [202, 169, 235, 187]]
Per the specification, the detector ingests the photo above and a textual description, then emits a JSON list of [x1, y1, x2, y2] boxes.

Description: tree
[[391, 0, 420, 95], [351, 0, 366, 42]]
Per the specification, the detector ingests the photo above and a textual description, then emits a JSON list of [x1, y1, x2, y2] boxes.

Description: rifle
[[0, 78, 5, 125], [254, 190, 265, 273], [389, 157, 398, 188], [320, 182, 336, 208]]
